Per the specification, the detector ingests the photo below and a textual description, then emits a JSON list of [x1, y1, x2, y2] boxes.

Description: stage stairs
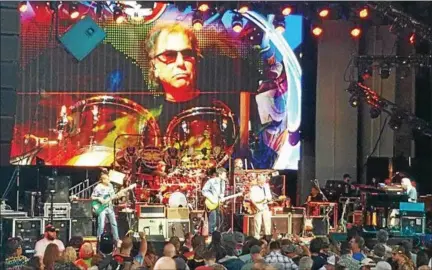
[[69, 179, 97, 199]]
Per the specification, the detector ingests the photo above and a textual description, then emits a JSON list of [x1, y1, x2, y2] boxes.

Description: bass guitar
[[205, 192, 243, 211], [92, 184, 137, 215]]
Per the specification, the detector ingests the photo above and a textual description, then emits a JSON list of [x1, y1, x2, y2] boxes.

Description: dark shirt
[[310, 193, 324, 202], [188, 259, 206, 270], [311, 255, 326, 270], [53, 262, 80, 270]]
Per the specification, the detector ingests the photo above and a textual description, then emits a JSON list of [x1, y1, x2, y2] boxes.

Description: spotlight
[[318, 8, 330, 18], [409, 33, 415, 44], [349, 95, 359, 108], [192, 11, 203, 31], [389, 113, 404, 131], [369, 107, 381, 119], [282, 6, 292, 16], [113, 5, 126, 24], [350, 27, 362, 38], [19, 1, 28, 13], [359, 8, 369, 19], [232, 14, 243, 33], [379, 63, 391, 79], [69, 2, 80, 19], [238, 4, 249, 14], [311, 25, 323, 37], [274, 16, 285, 33], [197, 2, 209, 12]]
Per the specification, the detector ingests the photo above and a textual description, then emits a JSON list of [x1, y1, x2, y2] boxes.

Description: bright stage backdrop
[[11, 2, 303, 170]]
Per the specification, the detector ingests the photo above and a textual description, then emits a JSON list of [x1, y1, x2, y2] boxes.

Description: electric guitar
[[338, 198, 350, 232], [205, 192, 243, 211], [92, 184, 137, 215]]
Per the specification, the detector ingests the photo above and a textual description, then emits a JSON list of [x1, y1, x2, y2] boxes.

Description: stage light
[[349, 95, 359, 108], [350, 27, 362, 38], [282, 6, 292, 16], [232, 14, 243, 33], [389, 112, 403, 131], [192, 11, 203, 31], [311, 25, 323, 37], [69, 2, 79, 19], [275, 21, 285, 33], [197, 3, 209, 12], [359, 8, 369, 19], [318, 8, 330, 18], [113, 5, 126, 24], [409, 33, 415, 44], [370, 107, 381, 119], [19, 1, 28, 13], [238, 4, 249, 14], [379, 63, 391, 79]]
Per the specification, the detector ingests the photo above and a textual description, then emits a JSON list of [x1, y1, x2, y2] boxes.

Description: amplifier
[[190, 210, 205, 235], [42, 218, 71, 245], [167, 219, 190, 240], [138, 218, 167, 238], [71, 217, 94, 237], [400, 216, 425, 235], [2, 218, 43, 257], [167, 208, 189, 219], [44, 203, 71, 218], [137, 204, 165, 218], [243, 215, 289, 238], [70, 200, 93, 218]]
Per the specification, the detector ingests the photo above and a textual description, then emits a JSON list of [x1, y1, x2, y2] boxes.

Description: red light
[[19, 1, 27, 13], [198, 3, 209, 12], [359, 8, 369, 19], [409, 33, 415, 44], [282, 7, 292, 16], [319, 8, 329, 18], [312, 26, 323, 36], [350, 27, 362, 37]]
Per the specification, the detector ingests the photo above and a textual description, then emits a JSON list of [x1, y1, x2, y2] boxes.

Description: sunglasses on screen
[[154, 49, 197, 64]]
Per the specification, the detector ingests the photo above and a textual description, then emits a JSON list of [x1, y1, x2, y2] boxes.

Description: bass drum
[[168, 192, 188, 208]]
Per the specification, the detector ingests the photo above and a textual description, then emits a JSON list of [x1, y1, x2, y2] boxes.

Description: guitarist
[[250, 174, 272, 240], [91, 172, 120, 242], [202, 167, 227, 234]]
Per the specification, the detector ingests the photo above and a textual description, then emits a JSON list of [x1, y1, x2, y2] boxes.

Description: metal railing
[[69, 179, 97, 199]]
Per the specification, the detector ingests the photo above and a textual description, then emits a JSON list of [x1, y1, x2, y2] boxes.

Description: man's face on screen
[[153, 31, 196, 97]]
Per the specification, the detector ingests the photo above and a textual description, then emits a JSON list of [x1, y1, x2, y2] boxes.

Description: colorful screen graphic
[[11, 2, 302, 170]]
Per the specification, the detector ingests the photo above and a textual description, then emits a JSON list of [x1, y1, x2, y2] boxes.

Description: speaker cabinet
[[138, 218, 167, 238], [71, 200, 92, 218], [167, 219, 190, 240], [45, 176, 71, 203], [190, 210, 205, 235], [243, 215, 289, 237], [43, 218, 71, 245], [2, 218, 43, 257], [71, 218, 94, 237]]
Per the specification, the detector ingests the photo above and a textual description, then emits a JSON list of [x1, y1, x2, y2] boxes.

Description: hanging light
[[274, 16, 285, 33], [192, 11, 203, 31], [197, 2, 209, 12], [311, 25, 323, 37], [318, 8, 330, 18], [282, 6, 292, 16], [350, 27, 362, 38], [113, 5, 126, 24], [238, 3, 249, 14], [19, 1, 28, 13], [69, 2, 80, 19], [349, 95, 359, 108], [359, 7, 369, 19], [232, 14, 243, 33]]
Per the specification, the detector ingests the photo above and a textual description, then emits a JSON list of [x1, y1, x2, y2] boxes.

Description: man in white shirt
[[250, 174, 273, 239], [34, 224, 65, 258]]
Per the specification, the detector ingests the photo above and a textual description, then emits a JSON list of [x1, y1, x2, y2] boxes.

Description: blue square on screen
[[59, 16, 106, 61]]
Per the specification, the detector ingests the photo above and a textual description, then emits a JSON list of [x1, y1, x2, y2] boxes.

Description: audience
[[264, 241, 298, 269], [35, 225, 65, 258], [5, 237, 29, 269], [43, 243, 79, 269], [74, 242, 94, 269], [154, 256, 176, 270]]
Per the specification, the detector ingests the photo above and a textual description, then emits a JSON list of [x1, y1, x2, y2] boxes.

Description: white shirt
[[250, 183, 272, 211], [34, 237, 65, 257]]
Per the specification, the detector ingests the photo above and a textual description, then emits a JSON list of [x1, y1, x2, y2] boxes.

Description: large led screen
[[11, 2, 302, 170]]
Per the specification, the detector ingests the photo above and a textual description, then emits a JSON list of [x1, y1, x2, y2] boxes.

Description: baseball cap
[[250, 245, 261, 254], [45, 224, 58, 232], [361, 258, 376, 267], [282, 244, 297, 254], [373, 261, 392, 270]]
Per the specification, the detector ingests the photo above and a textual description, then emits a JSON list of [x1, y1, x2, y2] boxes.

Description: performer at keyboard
[[202, 167, 227, 234], [401, 177, 417, 202], [250, 174, 273, 239], [91, 172, 120, 242]]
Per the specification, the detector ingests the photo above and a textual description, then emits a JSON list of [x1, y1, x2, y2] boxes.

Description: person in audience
[[337, 242, 359, 270], [26, 256, 45, 270], [309, 238, 326, 270], [298, 257, 313, 270], [349, 236, 365, 262], [196, 250, 227, 270], [74, 242, 94, 269], [416, 250, 430, 268], [208, 231, 227, 261], [320, 255, 336, 270], [5, 237, 29, 269], [241, 245, 263, 270], [35, 224, 65, 258], [400, 240, 416, 266], [282, 243, 302, 266], [218, 233, 245, 270], [374, 261, 392, 270], [359, 258, 376, 270], [163, 242, 189, 270], [111, 236, 134, 269], [375, 230, 391, 254], [88, 254, 103, 270], [239, 238, 261, 263], [68, 236, 84, 257], [154, 256, 177, 270], [63, 246, 77, 264], [264, 241, 298, 269], [370, 243, 387, 263], [169, 236, 182, 253], [97, 233, 116, 270], [43, 243, 80, 269], [184, 232, 194, 251], [188, 245, 206, 270]]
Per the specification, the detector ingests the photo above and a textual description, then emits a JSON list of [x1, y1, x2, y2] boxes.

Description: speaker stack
[[70, 200, 94, 237]]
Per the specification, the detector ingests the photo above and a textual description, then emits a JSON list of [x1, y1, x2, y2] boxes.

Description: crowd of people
[[3, 224, 432, 270]]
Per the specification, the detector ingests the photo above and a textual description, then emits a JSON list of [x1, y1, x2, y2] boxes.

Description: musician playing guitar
[[91, 172, 121, 242], [202, 167, 227, 234], [250, 174, 273, 239]]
